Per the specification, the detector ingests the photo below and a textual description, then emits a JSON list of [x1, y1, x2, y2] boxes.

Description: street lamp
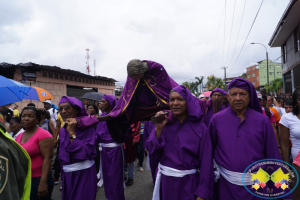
[[251, 42, 269, 85]]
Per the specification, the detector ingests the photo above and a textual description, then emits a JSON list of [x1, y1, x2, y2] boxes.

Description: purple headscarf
[[172, 85, 204, 121], [59, 96, 87, 117], [210, 88, 227, 97], [102, 94, 117, 110], [227, 78, 262, 113]]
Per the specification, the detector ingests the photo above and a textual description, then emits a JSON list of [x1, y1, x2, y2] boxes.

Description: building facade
[[246, 64, 260, 87], [0, 62, 116, 110], [269, 0, 300, 94], [257, 60, 282, 86]]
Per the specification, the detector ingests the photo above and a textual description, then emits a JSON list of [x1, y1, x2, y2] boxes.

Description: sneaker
[[139, 167, 144, 172], [54, 179, 60, 185], [125, 179, 133, 186]]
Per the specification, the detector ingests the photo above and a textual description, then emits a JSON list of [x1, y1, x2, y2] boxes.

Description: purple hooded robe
[[95, 94, 128, 200], [145, 85, 214, 200], [143, 120, 158, 184], [209, 78, 282, 200], [58, 96, 97, 200], [205, 88, 227, 126]]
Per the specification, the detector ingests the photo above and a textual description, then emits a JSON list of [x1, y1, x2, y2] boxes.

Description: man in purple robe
[[205, 88, 227, 126], [58, 96, 97, 200], [145, 85, 214, 200], [209, 78, 281, 200], [96, 94, 129, 200], [143, 120, 158, 184]]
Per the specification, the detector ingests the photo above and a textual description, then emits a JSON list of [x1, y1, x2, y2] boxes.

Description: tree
[[205, 75, 224, 91], [182, 76, 204, 97], [239, 73, 247, 79], [265, 78, 283, 93]]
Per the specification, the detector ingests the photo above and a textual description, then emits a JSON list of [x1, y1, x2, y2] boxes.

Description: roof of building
[[269, 0, 300, 47], [0, 62, 117, 82]]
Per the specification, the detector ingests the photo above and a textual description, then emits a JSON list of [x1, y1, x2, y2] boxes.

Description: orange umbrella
[[23, 86, 54, 101]]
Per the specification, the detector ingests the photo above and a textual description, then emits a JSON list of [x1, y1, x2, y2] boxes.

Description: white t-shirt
[[279, 112, 300, 160], [48, 108, 58, 128], [10, 128, 24, 140], [280, 107, 286, 115], [273, 106, 282, 117]]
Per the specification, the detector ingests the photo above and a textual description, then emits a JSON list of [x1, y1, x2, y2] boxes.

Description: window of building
[[252, 81, 256, 85], [269, 66, 273, 68], [256, 66, 259, 69], [247, 74, 250, 78], [270, 72, 274, 75], [294, 26, 300, 53], [247, 68, 250, 72], [282, 43, 287, 63], [252, 73, 255, 77], [277, 65, 281, 68], [277, 72, 281, 75], [252, 67, 255, 70]]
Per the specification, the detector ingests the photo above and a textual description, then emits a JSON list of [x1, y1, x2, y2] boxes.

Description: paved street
[[52, 160, 154, 200]]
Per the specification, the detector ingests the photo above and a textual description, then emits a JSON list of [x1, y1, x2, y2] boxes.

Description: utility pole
[[221, 67, 228, 90], [85, 49, 90, 75]]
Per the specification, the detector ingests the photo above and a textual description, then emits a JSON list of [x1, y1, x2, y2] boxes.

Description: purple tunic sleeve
[[144, 127, 165, 156], [194, 125, 214, 199], [65, 127, 96, 160]]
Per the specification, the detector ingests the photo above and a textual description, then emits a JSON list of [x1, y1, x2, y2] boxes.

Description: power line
[[207, 4, 226, 70], [225, 0, 237, 66], [228, 0, 265, 75], [227, 0, 247, 68]]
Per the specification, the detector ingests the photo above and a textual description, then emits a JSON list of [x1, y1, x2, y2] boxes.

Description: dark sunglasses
[[58, 105, 71, 111]]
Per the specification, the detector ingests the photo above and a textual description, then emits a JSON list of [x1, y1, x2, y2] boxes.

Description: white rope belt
[[214, 160, 253, 186], [63, 160, 95, 173], [152, 163, 197, 200], [97, 143, 123, 187]]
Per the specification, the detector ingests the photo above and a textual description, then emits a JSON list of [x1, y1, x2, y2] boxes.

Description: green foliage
[[182, 76, 204, 97], [205, 75, 224, 91], [264, 78, 283, 93], [239, 73, 247, 79]]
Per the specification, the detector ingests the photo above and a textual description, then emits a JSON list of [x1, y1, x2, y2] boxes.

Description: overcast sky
[[0, 0, 290, 85]]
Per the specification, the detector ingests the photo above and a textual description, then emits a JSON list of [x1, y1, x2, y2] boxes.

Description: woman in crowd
[[15, 107, 54, 200], [280, 87, 300, 165], [0, 108, 13, 132], [39, 109, 55, 135], [58, 96, 97, 200], [87, 103, 99, 117], [9, 117, 24, 140]]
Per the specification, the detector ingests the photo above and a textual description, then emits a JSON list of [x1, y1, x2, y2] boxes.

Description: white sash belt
[[97, 143, 123, 187], [214, 160, 253, 186], [63, 160, 95, 173], [153, 163, 197, 200]]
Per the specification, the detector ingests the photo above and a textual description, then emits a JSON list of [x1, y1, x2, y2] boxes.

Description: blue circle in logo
[[41, 92, 47, 97], [242, 158, 299, 199]]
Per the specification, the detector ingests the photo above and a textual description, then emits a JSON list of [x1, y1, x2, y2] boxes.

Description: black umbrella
[[81, 92, 104, 101]]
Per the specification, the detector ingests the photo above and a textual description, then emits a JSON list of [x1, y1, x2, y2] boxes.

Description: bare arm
[[279, 125, 290, 163], [38, 137, 54, 199], [53, 119, 61, 147], [271, 123, 280, 146], [49, 119, 55, 136]]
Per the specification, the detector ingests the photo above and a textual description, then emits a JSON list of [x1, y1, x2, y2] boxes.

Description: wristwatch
[[69, 134, 76, 139]]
